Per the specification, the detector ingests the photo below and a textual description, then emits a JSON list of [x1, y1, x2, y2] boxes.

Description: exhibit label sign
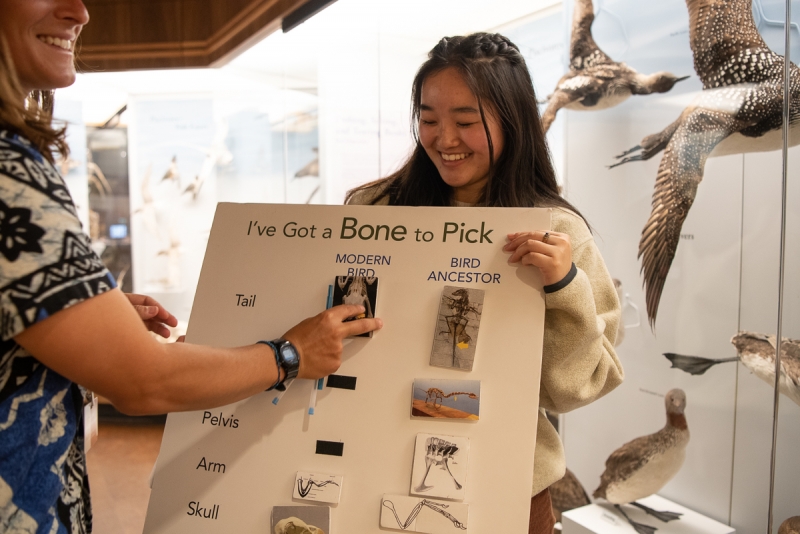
[[144, 203, 550, 533]]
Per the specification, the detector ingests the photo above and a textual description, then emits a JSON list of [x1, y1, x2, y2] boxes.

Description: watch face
[[280, 344, 299, 365]]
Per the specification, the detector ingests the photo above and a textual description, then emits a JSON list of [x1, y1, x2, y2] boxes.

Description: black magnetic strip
[[315, 440, 344, 456], [326, 375, 357, 390]]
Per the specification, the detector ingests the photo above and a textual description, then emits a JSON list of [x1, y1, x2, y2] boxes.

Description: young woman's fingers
[[507, 239, 554, 263]]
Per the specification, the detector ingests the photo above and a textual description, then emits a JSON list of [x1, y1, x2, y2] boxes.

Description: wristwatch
[[270, 338, 300, 383]]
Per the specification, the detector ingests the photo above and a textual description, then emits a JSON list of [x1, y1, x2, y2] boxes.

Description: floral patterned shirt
[[0, 129, 116, 533]]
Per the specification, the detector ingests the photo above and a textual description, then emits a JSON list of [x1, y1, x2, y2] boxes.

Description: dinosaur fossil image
[[410, 433, 470, 500], [412, 379, 481, 420], [381, 496, 468, 531], [422, 388, 478, 409], [430, 286, 484, 370]]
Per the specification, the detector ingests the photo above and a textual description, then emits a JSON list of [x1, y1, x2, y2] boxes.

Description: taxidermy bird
[[780, 516, 800, 534], [664, 331, 800, 407], [610, 0, 800, 326], [182, 175, 204, 201], [593, 389, 689, 534], [161, 155, 180, 184], [132, 164, 158, 235], [550, 468, 591, 522], [540, 0, 688, 132], [294, 147, 319, 179]]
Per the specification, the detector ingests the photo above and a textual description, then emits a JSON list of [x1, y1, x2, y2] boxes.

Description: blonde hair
[[0, 35, 68, 163]]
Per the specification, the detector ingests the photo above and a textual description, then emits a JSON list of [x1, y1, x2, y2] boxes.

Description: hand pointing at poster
[[284, 304, 383, 379]]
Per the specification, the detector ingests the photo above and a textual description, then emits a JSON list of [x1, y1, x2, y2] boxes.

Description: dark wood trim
[[78, 0, 310, 71]]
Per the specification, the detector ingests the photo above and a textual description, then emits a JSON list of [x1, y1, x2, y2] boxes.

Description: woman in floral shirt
[[0, 2, 381, 532]]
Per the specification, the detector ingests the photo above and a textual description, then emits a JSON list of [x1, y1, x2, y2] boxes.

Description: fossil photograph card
[[410, 433, 470, 501], [412, 379, 480, 421], [272, 505, 330, 534], [430, 286, 484, 370], [333, 275, 378, 337], [380, 494, 469, 533], [292, 471, 343, 504]]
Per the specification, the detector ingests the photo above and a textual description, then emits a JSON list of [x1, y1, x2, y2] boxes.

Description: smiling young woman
[[347, 33, 623, 534]]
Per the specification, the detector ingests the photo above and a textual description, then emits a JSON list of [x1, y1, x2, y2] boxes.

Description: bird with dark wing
[[540, 0, 688, 132], [610, 0, 800, 326], [594, 389, 689, 534]]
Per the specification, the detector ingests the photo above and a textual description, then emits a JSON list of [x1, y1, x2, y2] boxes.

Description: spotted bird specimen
[[540, 0, 687, 132], [611, 0, 800, 326]]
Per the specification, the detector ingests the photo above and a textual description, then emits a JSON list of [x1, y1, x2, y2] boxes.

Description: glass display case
[[55, 0, 797, 530]]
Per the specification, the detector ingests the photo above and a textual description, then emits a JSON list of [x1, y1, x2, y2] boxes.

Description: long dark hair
[[347, 32, 585, 220]]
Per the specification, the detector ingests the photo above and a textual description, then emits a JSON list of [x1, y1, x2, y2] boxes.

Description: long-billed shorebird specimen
[[610, 0, 800, 326], [594, 389, 689, 534], [664, 331, 800, 406], [414, 437, 462, 493], [540, 0, 688, 132]]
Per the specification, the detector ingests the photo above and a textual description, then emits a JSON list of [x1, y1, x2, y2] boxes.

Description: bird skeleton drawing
[[664, 331, 800, 406], [295, 477, 339, 499], [610, 0, 800, 326], [431, 287, 483, 370], [414, 437, 463, 493], [540, 0, 688, 132], [593, 389, 689, 534], [381, 498, 467, 531]]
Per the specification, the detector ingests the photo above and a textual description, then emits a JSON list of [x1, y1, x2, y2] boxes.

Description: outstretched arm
[[15, 288, 381, 415]]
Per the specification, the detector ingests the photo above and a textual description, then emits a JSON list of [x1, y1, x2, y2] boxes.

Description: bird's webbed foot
[[609, 145, 643, 168], [631, 502, 683, 522], [615, 505, 658, 534]]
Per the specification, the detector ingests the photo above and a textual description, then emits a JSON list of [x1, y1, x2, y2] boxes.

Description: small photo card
[[412, 379, 480, 421], [293, 471, 343, 504], [380, 494, 469, 533], [430, 286, 484, 371], [410, 433, 470, 501], [333, 275, 379, 337], [272, 505, 330, 534]]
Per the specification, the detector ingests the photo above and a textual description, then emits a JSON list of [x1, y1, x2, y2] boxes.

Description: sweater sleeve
[[539, 209, 624, 414]]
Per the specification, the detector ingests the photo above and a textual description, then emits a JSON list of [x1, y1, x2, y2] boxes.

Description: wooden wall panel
[[79, 0, 309, 71]]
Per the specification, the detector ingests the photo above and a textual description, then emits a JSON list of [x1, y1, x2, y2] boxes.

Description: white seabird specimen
[[540, 0, 687, 132], [182, 175, 204, 201], [294, 147, 319, 179], [132, 164, 158, 235], [610, 0, 800, 326], [161, 155, 180, 185], [156, 227, 182, 290], [593, 389, 689, 534], [664, 331, 800, 406]]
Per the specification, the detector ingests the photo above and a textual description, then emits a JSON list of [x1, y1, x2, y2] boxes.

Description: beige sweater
[[348, 188, 624, 496]]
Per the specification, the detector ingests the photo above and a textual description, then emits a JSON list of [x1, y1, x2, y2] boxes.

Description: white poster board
[[144, 203, 549, 533]]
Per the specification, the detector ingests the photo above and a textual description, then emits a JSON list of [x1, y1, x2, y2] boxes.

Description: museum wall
[[50, 0, 798, 529]]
